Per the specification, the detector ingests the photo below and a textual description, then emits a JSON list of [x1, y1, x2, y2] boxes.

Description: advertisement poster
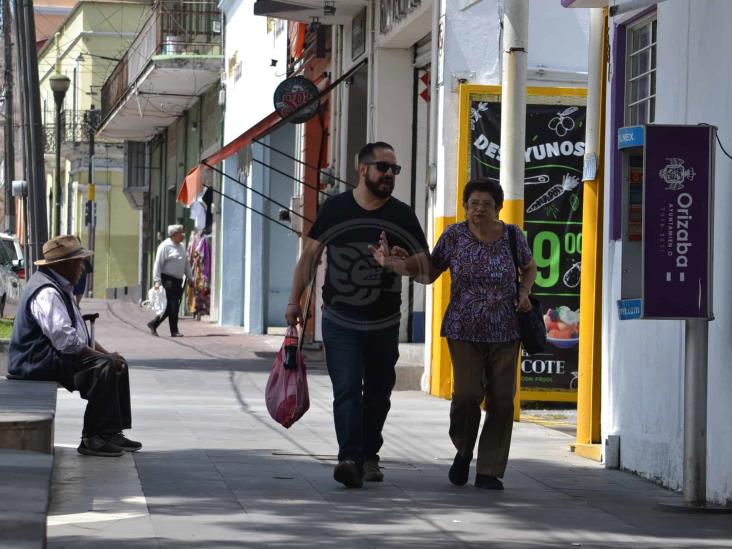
[[642, 125, 713, 319], [465, 88, 586, 400]]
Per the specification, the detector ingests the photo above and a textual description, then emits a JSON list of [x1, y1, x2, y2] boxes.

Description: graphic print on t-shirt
[[308, 192, 429, 328], [328, 241, 402, 308]]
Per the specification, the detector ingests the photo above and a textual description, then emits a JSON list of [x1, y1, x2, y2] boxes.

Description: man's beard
[[365, 173, 394, 199]]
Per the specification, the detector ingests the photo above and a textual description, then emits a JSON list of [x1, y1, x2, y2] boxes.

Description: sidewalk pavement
[[46, 299, 732, 548]]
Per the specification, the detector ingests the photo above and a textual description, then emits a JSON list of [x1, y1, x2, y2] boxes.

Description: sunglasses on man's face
[[365, 161, 402, 175]]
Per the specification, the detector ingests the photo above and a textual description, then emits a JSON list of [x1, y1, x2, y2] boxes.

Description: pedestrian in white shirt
[[8, 235, 141, 457], [147, 224, 193, 337]]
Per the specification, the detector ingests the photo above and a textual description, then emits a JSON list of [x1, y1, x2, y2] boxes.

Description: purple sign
[[642, 125, 714, 319]]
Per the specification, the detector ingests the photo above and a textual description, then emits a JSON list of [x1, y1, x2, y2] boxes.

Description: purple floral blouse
[[432, 221, 533, 343]]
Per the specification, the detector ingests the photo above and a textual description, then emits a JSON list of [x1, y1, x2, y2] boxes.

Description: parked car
[[0, 233, 25, 317]]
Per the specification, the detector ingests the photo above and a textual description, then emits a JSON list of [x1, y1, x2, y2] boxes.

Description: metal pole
[[53, 98, 62, 237], [499, 0, 529, 422], [19, 0, 48, 268], [86, 106, 96, 297], [2, 0, 16, 234], [683, 318, 708, 505]]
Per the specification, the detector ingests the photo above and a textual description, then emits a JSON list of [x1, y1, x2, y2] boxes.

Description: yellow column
[[499, 202, 524, 422], [575, 9, 607, 458], [430, 216, 455, 398]]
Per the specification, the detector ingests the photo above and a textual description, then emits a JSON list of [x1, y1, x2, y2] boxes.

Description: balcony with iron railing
[[98, 0, 223, 140], [43, 109, 100, 154]]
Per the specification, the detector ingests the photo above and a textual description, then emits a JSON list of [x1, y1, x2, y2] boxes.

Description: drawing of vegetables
[[526, 174, 580, 213]]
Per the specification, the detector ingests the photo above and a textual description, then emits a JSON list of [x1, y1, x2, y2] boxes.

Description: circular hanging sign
[[273, 76, 320, 124]]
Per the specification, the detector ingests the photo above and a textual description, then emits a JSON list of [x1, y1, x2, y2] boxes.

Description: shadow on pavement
[[50, 445, 732, 548], [128, 358, 274, 373]]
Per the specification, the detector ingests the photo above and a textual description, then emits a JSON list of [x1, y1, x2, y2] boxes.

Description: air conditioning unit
[[212, 20, 221, 34]]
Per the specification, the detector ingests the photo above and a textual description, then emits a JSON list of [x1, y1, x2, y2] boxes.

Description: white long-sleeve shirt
[[30, 270, 89, 354], [153, 238, 192, 282]]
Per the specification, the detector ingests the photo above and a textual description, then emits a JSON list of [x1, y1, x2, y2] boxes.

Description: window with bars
[[625, 17, 657, 125]]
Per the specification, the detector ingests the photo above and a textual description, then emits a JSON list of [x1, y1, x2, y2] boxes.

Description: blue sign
[[618, 125, 644, 149], [617, 298, 643, 320]]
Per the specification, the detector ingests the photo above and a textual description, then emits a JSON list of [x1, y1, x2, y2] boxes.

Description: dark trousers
[[447, 338, 519, 478], [153, 273, 183, 335], [321, 312, 400, 465], [63, 353, 132, 437]]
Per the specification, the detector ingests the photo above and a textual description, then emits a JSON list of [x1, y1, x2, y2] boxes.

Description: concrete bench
[[0, 449, 53, 548], [0, 378, 57, 455], [0, 379, 58, 547]]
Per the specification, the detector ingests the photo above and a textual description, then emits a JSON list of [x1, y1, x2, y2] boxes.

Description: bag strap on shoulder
[[506, 224, 520, 289]]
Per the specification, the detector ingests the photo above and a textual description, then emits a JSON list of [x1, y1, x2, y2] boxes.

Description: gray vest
[[8, 268, 81, 390]]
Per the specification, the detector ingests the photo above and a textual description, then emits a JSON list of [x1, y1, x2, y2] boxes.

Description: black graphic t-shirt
[[308, 191, 429, 323]]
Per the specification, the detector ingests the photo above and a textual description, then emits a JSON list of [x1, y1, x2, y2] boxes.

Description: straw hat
[[34, 235, 93, 266]]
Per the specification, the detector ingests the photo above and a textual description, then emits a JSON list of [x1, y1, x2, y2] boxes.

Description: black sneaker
[[449, 452, 472, 486], [146, 320, 158, 336], [333, 460, 363, 488], [363, 460, 384, 482], [103, 433, 142, 452], [78, 435, 124, 457], [475, 474, 504, 490]]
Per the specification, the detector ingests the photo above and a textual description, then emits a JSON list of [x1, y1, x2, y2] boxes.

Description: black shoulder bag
[[507, 225, 547, 355]]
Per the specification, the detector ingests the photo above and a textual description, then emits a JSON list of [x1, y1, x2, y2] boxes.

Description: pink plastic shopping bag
[[265, 326, 310, 428]]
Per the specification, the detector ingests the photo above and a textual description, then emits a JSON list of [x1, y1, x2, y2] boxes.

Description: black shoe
[[103, 433, 142, 452], [77, 435, 125, 457], [363, 460, 384, 482], [333, 460, 363, 488], [475, 474, 504, 490], [171, 332, 184, 338], [449, 452, 472, 486], [147, 320, 158, 336]]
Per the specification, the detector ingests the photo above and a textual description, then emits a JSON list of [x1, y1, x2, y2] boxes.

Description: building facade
[[566, 0, 732, 505], [37, 0, 151, 299]]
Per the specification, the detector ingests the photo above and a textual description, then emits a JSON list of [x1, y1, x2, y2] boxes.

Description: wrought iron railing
[[380, 0, 422, 34], [101, 0, 222, 120], [43, 109, 100, 153]]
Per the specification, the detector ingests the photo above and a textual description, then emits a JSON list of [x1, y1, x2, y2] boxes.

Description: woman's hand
[[516, 286, 532, 312]]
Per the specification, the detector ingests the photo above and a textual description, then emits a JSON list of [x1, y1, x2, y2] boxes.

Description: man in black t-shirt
[[286, 142, 430, 488]]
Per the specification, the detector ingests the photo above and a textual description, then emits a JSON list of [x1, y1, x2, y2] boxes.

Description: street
[[46, 300, 732, 548]]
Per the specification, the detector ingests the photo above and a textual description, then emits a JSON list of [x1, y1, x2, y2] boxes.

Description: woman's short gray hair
[[167, 224, 184, 237]]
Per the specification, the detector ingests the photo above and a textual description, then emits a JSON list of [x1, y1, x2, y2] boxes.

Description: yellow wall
[[37, 1, 150, 298]]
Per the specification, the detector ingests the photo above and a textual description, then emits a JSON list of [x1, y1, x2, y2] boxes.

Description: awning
[[176, 111, 282, 205]]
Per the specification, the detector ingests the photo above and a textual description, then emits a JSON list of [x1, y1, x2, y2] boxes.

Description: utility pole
[[85, 105, 97, 296], [2, 0, 16, 234], [13, 0, 48, 269]]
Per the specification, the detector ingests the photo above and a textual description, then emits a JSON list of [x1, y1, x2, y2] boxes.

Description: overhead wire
[[202, 160, 314, 224]]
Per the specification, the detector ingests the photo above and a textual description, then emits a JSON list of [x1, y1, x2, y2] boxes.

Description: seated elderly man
[[8, 235, 141, 457]]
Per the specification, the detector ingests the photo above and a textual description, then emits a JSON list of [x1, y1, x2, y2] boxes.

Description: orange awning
[[176, 111, 282, 206]]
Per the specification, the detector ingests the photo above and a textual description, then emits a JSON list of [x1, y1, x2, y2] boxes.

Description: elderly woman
[[370, 178, 537, 490], [147, 224, 193, 337]]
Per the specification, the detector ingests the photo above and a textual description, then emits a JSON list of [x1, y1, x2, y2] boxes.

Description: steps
[[0, 377, 58, 546]]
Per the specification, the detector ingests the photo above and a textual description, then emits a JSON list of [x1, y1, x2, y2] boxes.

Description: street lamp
[[49, 72, 70, 237]]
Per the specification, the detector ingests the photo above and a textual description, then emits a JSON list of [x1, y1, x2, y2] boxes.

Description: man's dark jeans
[[62, 352, 132, 437], [321, 309, 400, 465]]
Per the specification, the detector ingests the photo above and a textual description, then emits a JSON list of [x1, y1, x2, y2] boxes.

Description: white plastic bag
[[147, 285, 167, 316]]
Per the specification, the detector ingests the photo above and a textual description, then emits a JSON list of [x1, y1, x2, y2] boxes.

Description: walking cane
[[82, 313, 99, 347]]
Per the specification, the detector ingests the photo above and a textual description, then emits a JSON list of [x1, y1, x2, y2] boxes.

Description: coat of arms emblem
[[659, 158, 695, 191]]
